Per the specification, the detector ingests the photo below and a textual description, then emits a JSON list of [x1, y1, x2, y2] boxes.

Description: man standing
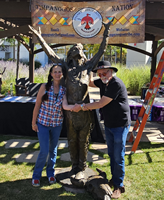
[[73, 60, 131, 199]]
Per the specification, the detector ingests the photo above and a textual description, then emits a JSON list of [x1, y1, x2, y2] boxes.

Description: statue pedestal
[[55, 167, 97, 194]]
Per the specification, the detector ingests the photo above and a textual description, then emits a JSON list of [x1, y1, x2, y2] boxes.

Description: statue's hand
[[28, 25, 42, 37], [103, 17, 114, 29], [102, 17, 114, 36]]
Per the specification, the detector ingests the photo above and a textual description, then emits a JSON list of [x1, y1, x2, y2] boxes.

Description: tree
[[84, 44, 127, 65]]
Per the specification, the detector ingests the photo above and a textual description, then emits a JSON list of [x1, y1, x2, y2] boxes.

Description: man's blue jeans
[[32, 123, 61, 180], [105, 125, 130, 188]]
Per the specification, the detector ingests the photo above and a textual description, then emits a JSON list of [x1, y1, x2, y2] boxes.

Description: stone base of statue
[[55, 167, 113, 200], [55, 167, 97, 193]]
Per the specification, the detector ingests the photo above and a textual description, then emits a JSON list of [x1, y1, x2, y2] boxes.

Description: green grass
[[0, 135, 164, 199]]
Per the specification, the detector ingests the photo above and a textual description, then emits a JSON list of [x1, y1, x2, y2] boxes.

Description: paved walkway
[[4, 121, 164, 164], [3, 86, 164, 164]]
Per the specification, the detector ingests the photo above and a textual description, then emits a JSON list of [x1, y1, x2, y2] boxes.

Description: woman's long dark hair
[[42, 65, 57, 102]]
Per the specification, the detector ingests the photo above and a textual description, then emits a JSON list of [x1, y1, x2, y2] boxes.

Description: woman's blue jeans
[[32, 123, 61, 180], [105, 125, 130, 188]]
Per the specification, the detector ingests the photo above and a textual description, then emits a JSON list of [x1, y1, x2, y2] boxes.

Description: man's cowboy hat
[[92, 61, 118, 73]]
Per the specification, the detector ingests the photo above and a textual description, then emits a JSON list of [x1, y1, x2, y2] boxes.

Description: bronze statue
[[56, 167, 113, 200], [86, 168, 113, 200], [29, 18, 114, 181]]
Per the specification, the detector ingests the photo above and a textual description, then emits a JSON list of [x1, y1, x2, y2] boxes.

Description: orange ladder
[[128, 51, 164, 153]]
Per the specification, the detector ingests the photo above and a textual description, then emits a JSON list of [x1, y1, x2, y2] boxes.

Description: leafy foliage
[[0, 60, 51, 95], [0, 60, 163, 96], [116, 64, 151, 95], [83, 44, 127, 64]]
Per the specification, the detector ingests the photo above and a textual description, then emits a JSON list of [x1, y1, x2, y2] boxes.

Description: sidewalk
[[5, 119, 164, 164], [4, 121, 164, 164]]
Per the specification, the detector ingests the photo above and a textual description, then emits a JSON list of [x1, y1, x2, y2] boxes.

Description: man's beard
[[101, 79, 109, 84]]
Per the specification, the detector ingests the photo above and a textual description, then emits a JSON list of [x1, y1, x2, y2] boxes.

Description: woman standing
[[32, 64, 73, 187]]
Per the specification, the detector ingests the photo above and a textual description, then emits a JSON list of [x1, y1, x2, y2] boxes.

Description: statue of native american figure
[[29, 18, 114, 182]]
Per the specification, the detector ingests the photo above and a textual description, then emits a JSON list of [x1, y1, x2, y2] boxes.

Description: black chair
[[29, 83, 42, 97], [15, 78, 30, 96]]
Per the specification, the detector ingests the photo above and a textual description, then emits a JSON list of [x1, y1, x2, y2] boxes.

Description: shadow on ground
[[0, 178, 93, 200]]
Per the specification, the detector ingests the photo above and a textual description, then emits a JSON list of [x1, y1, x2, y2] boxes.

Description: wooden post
[[120, 46, 122, 66], [151, 39, 158, 81], [16, 41, 20, 79], [29, 38, 34, 83]]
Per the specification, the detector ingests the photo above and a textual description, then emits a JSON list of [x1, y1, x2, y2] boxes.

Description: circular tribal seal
[[72, 7, 102, 38]]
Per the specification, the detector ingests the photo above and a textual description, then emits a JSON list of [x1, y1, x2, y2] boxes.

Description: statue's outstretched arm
[[89, 17, 114, 70], [29, 25, 61, 64]]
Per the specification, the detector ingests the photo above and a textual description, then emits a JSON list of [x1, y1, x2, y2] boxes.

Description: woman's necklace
[[53, 84, 59, 100], [53, 83, 59, 93]]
